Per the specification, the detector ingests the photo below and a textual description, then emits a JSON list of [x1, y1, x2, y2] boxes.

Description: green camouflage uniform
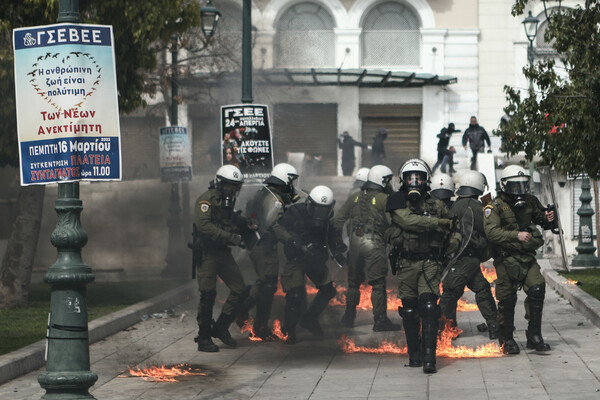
[[440, 197, 497, 328], [244, 184, 294, 334], [194, 187, 250, 341], [483, 192, 550, 352], [334, 189, 390, 319], [387, 190, 460, 369]]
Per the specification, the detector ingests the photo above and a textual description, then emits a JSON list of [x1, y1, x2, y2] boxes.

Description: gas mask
[[286, 184, 300, 203], [220, 182, 241, 211], [404, 172, 426, 203], [307, 201, 333, 228], [382, 177, 394, 195], [503, 180, 529, 209]]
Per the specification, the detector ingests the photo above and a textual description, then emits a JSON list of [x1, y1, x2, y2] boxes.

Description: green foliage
[[0, 0, 202, 167], [496, 1, 600, 179], [559, 269, 600, 301], [0, 279, 188, 355]]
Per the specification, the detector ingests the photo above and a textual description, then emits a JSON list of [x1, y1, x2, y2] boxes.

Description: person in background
[[462, 116, 491, 170], [370, 128, 388, 166], [432, 123, 458, 173], [338, 131, 369, 176]]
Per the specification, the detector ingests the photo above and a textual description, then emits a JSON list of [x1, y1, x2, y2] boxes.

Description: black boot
[[399, 299, 421, 367], [487, 321, 500, 340], [526, 285, 551, 351], [498, 293, 520, 355], [300, 283, 336, 337], [235, 286, 256, 329], [341, 306, 356, 328], [212, 312, 238, 348], [283, 287, 306, 345], [420, 294, 439, 374], [196, 291, 219, 352], [254, 281, 278, 341], [373, 313, 399, 332]]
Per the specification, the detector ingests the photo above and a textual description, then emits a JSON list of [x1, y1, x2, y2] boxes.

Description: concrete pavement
[[1, 259, 600, 399]]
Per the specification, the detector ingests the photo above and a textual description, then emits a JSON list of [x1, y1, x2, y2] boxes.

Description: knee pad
[[527, 284, 545, 302], [285, 287, 306, 309], [498, 292, 518, 309], [259, 278, 278, 296], [200, 290, 217, 307], [399, 298, 419, 320], [317, 282, 336, 300], [419, 293, 440, 319]]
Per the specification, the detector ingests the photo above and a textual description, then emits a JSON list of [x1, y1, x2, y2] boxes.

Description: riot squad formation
[[190, 159, 557, 374]]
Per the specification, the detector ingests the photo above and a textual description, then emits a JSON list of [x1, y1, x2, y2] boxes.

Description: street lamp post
[[162, 2, 220, 278], [37, 2, 98, 399], [242, 0, 253, 103], [522, 10, 539, 195]]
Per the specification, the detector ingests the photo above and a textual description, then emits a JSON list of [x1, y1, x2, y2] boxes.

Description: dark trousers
[[342, 160, 355, 176], [470, 147, 483, 170]]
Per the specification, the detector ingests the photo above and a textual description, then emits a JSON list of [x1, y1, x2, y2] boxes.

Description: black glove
[[332, 252, 347, 266]]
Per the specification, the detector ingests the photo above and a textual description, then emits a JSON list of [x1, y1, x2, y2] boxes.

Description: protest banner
[[13, 23, 121, 185], [221, 104, 273, 184], [159, 126, 192, 182]]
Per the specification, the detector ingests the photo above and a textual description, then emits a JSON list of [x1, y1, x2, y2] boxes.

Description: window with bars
[[274, 3, 335, 68], [361, 2, 421, 68]]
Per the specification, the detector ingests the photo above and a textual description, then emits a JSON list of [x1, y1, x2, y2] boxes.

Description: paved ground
[[1, 260, 600, 399]]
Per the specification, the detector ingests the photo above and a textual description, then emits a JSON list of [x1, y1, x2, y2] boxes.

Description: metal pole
[[37, 2, 98, 398], [241, 0, 253, 103], [162, 35, 185, 278], [528, 39, 535, 195], [572, 177, 600, 267]]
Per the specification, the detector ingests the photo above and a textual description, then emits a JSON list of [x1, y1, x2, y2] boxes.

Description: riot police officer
[[353, 167, 370, 189], [386, 159, 460, 374], [439, 171, 499, 338], [430, 173, 455, 209], [334, 165, 395, 331], [193, 165, 256, 352], [240, 163, 300, 340], [278, 186, 343, 344], [484, 165, 555, 354]]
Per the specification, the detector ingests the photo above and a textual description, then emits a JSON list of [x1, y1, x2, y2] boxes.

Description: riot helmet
[[306, 185, 335, 221], [216, 165, 244, 209], [353, 167, 370, 188], [363, 165, 393, 193], [500, 165, 530, 209], [456, 170, 488, 197], [430, 173, 455, 201], [399, 158, 431, 203], [264, 163, 300, 201]]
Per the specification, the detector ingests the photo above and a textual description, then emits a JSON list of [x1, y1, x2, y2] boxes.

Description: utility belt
[[403, 252, 435, 261]]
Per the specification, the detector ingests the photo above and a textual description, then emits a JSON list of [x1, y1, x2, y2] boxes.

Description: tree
[[496, 1, 600, 179], [0, 0, 204, 308]]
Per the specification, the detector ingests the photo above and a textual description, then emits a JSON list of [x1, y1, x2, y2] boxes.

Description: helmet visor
[[307, 202, 332, 220], [504, 180, 529, 196], [403, 172, 427, 186]]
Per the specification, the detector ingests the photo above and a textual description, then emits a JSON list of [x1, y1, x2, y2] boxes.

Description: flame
[[340, 322, 502, 358], [339, 334, 407, 354], [563, 278, 578, 285], [239, 317, 288, 341], [457, 298, 479, 312], [481, 265, 497, 283], [120, 364, 206, 382]]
